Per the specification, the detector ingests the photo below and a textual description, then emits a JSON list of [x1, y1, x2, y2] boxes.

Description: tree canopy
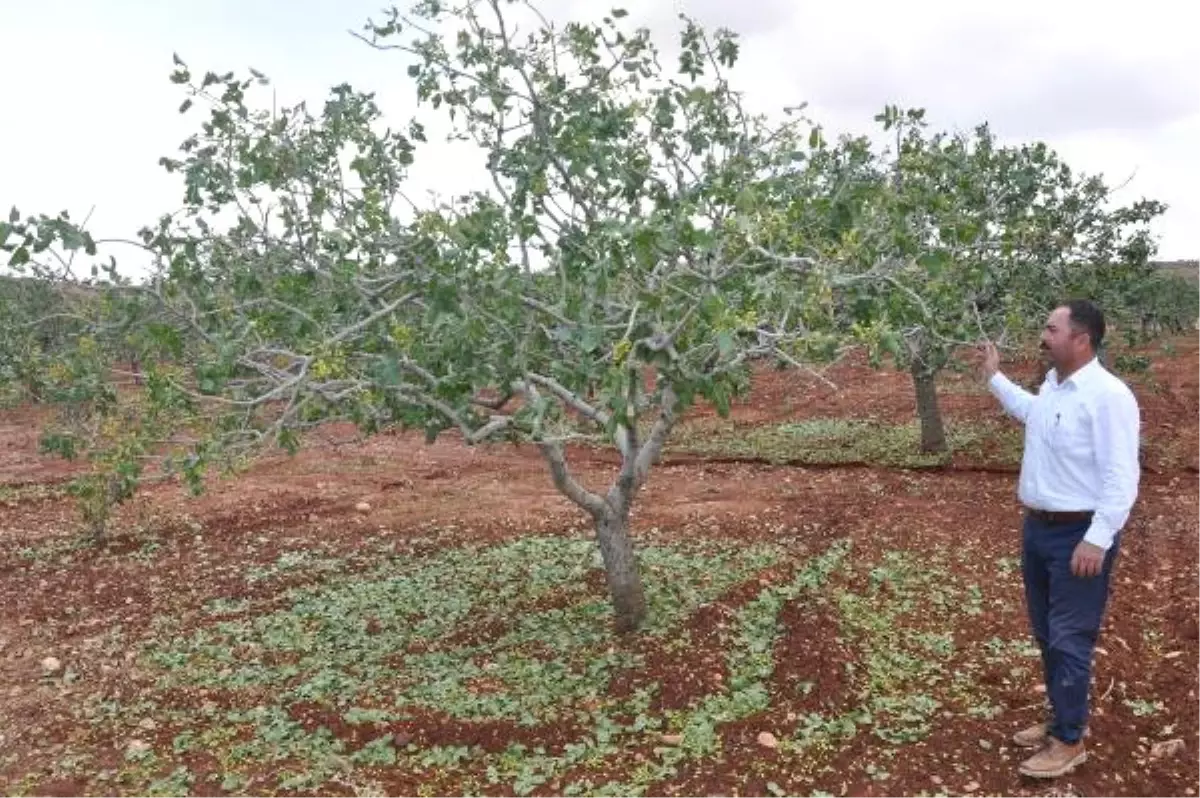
[[790, 107, 1168, 451]]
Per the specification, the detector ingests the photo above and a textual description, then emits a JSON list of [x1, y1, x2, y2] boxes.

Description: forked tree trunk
[[910, 361, 947, 454], [533, 382, 677, 635], [538, 439, 649, 634], [594, 508, 646, 634]]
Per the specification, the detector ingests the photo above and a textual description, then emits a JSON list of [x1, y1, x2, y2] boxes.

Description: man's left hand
[[1070, 541, 1106, 578]]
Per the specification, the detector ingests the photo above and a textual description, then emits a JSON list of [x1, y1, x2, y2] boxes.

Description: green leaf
[[717, 330, 734, 357], [61, 228, 86, 251], [579, 326, 603, 353], [611, 8, 628, 17], [179, 98, 193, 114], [916, 251, 950, 276]]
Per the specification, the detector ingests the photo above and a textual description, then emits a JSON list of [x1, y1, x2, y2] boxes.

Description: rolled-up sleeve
[[1083, 387, 1141, 550]]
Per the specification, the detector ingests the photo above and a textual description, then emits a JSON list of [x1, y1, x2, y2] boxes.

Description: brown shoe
[[1018, 738, 1087, 778], [1012, 722, 1049, 749]]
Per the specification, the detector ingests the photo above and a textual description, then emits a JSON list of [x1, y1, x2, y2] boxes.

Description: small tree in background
[[0, 212, 206, 540], [793, 107, 1166, 453]]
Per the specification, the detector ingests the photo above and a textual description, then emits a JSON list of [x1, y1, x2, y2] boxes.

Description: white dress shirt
[[988, 357, 1140, 551]]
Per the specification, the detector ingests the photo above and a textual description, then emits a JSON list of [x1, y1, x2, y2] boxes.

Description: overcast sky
[[2, 0, 1196, 274]]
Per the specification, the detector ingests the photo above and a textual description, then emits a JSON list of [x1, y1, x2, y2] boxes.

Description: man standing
[[981, 299, 1140, 779]]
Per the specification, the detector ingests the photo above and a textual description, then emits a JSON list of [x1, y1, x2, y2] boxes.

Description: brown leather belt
[[1025, 508, 1094, 525]]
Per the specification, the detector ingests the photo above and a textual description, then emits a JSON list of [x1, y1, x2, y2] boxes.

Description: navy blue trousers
[[1021, 514, 1120, 744]]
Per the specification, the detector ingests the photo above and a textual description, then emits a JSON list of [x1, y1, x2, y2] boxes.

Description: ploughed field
[[1, 337, 1195, 797]]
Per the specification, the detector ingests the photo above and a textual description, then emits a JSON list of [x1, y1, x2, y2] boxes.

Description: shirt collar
[[1051, 357, 1101, 389]]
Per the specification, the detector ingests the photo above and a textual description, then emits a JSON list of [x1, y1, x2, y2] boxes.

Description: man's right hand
[[979, 341, 1000, 380]]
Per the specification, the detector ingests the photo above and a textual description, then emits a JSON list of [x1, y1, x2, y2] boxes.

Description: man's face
[[1039, 306, 1086, 368]]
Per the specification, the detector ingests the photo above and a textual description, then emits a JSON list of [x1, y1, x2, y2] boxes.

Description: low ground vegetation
[[1, 336, 1195, 796]]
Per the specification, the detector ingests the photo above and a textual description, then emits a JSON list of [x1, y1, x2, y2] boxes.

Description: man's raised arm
[[980, 341, 1035, 424]]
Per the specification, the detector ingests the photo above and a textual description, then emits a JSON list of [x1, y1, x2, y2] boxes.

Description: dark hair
[[1065, 299, 1105, 351]]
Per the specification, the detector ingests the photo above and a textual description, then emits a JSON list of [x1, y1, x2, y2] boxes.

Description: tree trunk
[[594, 509, 646, 634], [910, 363, 947, 454], [535, 438, 648, 634]]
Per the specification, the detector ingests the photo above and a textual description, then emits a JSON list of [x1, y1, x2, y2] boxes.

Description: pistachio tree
[[0, 212, 98, 402], [9, 2, 839, 632], [1121, 269, 1199, 340], [0, 274, 79, 404], [0, 211, 209, 540], [797, 107, 1166, 452]]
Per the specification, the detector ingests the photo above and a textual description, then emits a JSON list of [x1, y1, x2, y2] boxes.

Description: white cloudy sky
[[2, 0, 1197, 275]]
